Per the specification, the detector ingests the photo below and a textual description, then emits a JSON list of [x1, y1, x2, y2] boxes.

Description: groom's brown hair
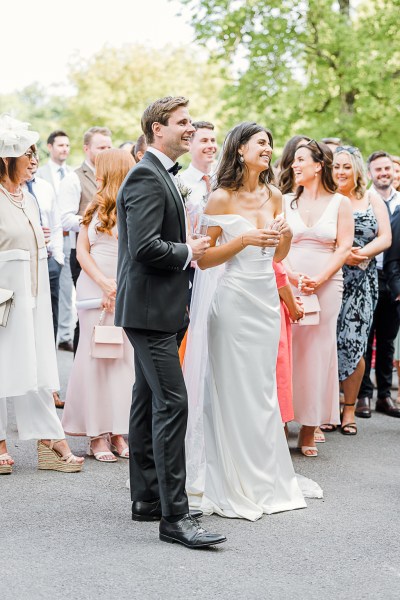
[[141, 96, 189, 144]]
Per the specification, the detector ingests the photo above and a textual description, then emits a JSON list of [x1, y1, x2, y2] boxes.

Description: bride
[[184, 122, 321, 521]]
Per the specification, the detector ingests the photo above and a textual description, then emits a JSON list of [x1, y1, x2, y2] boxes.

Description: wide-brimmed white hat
[[0, 114, 39, 158]]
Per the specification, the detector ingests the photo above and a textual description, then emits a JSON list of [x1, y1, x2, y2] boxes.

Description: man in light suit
[[116, 96, 226, 549], [59, 126, 112, 353], [37, 131, 74, 352]]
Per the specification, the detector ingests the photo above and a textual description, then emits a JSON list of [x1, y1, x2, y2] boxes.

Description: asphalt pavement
[[1, 349, 399, 600]]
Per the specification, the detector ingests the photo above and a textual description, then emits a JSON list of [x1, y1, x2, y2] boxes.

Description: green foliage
[[0, 44, 226, 165], [179, 0, 400, 156]]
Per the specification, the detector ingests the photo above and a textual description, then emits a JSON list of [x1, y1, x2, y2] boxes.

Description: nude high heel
[[37, 440, 84, 472]]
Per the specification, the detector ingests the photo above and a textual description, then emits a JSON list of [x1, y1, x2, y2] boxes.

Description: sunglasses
[[335, 145, 361, 156], [305, 139, 325, 156]]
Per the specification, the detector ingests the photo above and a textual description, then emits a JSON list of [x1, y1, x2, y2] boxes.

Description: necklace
[[0, 183, 26, 209]]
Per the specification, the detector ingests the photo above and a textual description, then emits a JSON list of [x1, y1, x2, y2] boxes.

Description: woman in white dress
[[0, 115, 84, 474], [185, 122, 320, 521]]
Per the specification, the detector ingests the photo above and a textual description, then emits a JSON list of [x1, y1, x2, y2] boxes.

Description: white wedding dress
[[184, 214, 322, 521]]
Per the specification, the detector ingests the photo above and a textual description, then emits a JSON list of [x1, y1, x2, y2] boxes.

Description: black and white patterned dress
[[337, 204, 379, 381]]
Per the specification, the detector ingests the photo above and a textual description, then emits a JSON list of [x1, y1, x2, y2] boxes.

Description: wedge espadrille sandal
[[0, 453, 13, 474], [37, 440, 83, 473]]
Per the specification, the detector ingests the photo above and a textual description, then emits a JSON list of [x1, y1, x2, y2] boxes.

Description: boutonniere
[[176, 177, 192, 204]]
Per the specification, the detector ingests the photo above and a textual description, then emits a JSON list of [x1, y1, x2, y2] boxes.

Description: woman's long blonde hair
[[82, 149, 134, 233]]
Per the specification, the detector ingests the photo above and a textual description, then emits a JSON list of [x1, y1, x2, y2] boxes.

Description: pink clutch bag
[[298, 294, 321, 326], [91, 310, 124, 359]]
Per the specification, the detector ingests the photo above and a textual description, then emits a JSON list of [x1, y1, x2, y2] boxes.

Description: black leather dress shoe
[[132, 500, 203, 522], [375, 396, 400, 418], [159, 515, 227, 548], [355, 396, 371, 418], [58, 340, 74, 352]]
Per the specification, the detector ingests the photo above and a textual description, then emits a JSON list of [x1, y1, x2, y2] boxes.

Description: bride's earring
[[239, 154, 244, 163]]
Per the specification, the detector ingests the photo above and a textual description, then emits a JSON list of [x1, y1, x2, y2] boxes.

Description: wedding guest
[[60, 126, 112, 353], [391, 156, 400, 191], [180, 121, 217, 228], [284, 139, 353, 456], [321, 137, 342, 154], [356, 152, 400, 419], [391, 156, 400, 402], [132, 134, 147, 163], [62, 149, 135, 462], [37, 130, 74, 352], [332, 146, 391, 435], [278, 135, 311, 195], [27, 156, 65, 409], [119, 141, 134, 153], [0, 114, 84, 474], [273, 261, 304, 427]]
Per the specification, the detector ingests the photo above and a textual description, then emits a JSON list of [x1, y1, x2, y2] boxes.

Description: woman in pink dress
[[284, 140, 354, 457], [62, 149, 135, 462], [273, 261, 304, 426]]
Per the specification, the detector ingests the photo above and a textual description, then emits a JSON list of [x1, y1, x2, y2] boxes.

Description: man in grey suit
[[116, 96, 226, 549], [37, 130, 74, 352]]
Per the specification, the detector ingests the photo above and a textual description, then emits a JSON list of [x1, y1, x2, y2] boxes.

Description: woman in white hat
[[0, 114, 84, 474]]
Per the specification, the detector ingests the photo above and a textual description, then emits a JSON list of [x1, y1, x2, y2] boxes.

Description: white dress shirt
[[26, 177, 64, 265], [147, 147, 192, 268], [374, 186, 400, 270], [48, 159, 68, 194], [180, 163, 211, 219]]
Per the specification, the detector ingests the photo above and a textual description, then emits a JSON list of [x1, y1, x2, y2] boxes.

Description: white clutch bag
[[0, 287, 14, 327], [299, 294, 321, 326]]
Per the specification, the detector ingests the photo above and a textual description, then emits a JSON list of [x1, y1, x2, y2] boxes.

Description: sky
[[1, 0, 194, 94]]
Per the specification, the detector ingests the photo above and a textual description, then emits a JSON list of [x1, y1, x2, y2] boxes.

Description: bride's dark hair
[[214, 122, 274, 192]]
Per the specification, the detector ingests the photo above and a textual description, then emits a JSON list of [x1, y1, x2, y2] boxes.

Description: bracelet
[[297, 274, 304, 293], [241, 235, 245, 249]]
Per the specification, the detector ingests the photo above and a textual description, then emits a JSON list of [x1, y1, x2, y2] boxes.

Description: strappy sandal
[[314, 428, 326, 443], [37, 440, 84, 472], [88, 435, 117, 462], [340, 402, 358, 436], [110, 435, 129, 459], [0, 452, 13, 474], [319, 424, 338, 433], [298, 445, 318, 457]]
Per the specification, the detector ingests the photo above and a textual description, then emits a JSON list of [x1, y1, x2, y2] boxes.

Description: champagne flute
[[192, 214, 209, 239], [261, 212, 284, 257]]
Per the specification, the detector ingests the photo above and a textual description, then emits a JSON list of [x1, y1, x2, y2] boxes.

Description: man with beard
[[356, 151, 400, 418]]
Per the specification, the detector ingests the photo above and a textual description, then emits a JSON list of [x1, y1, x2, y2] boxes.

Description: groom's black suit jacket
[[115, 151, 190, 333]]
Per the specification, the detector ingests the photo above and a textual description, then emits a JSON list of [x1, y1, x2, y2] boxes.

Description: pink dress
[[273, 261, 294, 423], [62, 216, 134, 437], [284, 193, 344, 427]]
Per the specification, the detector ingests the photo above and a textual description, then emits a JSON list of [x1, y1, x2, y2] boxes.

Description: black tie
[[168, 162, 182, 176]]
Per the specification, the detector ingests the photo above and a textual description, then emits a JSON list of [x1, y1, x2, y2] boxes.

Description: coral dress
[[284, 194, 344, 427], [62, 216, 134, 437], [273, 261, 294, 423]]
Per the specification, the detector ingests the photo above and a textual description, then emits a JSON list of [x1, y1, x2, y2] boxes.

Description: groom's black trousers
[[124, 327, 189, 517]]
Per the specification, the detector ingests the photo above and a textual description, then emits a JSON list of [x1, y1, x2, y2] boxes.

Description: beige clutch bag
[[299, 294, 321, 326], [91, 309, 124, 359], [0, 288, 14, 327]]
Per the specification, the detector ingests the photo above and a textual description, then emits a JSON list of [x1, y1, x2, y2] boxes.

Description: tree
[[179, 0, 400, 155], [0, 44, 226, 164]]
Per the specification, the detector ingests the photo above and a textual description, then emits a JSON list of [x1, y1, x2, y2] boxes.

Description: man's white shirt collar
[[147, 147, 175, 172], [185, 163, 208, 182]]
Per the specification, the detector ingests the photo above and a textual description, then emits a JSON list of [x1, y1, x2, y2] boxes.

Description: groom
[[115, 96, 226, 548]]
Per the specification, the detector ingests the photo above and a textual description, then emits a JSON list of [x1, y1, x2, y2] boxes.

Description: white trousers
[[0, 388, 65, 440], [58, 236, 76, 343]]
